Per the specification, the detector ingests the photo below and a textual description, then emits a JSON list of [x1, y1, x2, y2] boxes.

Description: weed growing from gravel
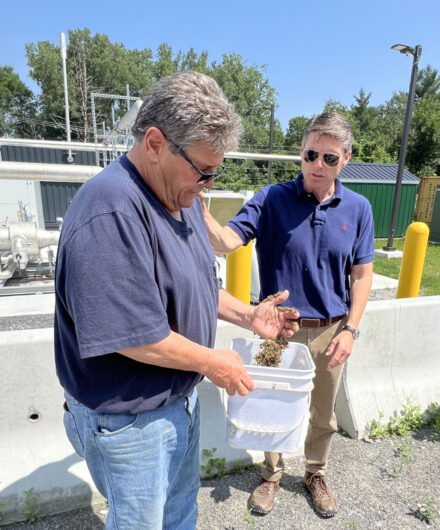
[[423, 402, 440, 434], [243, 508, 256, 528], [200, 448, 227, 478], [369, 399, 426, 438], [24, 488, 39, 523], [416, 497, 438, 525], [392, 439, 414, 475]]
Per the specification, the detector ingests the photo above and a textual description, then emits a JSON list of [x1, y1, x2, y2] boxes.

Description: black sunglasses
[[175, 145, 227, 184], [303, 149, 341, 168]]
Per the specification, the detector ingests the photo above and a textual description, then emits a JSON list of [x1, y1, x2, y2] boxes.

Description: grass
[[374, 238, 440, 295]]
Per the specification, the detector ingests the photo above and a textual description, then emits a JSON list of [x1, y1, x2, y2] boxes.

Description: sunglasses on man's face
[[303, 149, 341, 168], [176, 146, 227, 184]]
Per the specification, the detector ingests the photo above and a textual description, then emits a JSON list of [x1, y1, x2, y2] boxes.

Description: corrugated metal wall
[[40, 182, 82, 229], [343, 182, 418, 238], [0, 145, 96, 165]]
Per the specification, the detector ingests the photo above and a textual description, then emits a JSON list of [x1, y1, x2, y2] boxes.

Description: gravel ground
[[3, 427, 439, 530]]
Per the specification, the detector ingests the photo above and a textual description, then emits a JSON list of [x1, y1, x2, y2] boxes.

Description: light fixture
[[391, 44, 416, 56]]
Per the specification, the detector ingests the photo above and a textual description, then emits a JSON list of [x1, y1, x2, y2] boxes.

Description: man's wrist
[[342, 324, 360, 340]]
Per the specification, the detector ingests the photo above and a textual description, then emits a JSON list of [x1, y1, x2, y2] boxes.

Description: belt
[[297, 314, 346, 329]]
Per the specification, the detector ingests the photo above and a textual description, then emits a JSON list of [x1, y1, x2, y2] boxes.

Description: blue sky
[[1, 0, 439, 132]]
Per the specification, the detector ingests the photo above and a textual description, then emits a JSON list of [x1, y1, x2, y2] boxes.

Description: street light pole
[[383, 43, 422, 251]]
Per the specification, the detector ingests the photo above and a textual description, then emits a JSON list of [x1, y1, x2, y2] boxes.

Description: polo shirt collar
[[294, 173, 343, 204]]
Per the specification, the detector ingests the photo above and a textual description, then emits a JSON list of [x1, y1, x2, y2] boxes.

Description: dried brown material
[[254, 292, 297, 367], [254, 336, 288, 367]]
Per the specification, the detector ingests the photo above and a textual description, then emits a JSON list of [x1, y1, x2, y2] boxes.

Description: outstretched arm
[[218, 289, 300, 339], [199, 194, 244, 254]]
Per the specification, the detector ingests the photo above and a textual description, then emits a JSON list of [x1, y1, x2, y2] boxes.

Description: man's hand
[[251, 290, 300, 339], [325, 330, 354, 369], [203, 349, 255, 396]]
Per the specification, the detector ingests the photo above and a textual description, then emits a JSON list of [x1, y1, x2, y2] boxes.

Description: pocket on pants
[[63, 401, 85, 457]]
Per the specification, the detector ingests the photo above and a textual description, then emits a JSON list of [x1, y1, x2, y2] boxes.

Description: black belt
[[297, 314, 346, 329]]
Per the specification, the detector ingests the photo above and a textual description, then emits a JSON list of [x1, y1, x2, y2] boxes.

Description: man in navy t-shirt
[[55, 72, 300, 529], [202, 113, 374, 518]]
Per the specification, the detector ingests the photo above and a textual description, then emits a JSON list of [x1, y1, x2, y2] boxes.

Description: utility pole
[[267, 104, 275, 185], [60, 32, 73, 163]]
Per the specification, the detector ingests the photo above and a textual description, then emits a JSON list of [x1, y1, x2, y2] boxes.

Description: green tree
[[416, 65, 440, 100], [26, 39, 65, 138], [406, 96, 440, 175], [284, 116, 309, 152], [0, 66, 38, 137]]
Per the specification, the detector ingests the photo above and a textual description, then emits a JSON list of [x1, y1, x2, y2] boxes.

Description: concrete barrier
[[335, 296, 440, 439], [1, 297, 440, 524]]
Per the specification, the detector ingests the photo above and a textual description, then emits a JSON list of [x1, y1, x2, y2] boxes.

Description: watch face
[[353, 329, 360, 340]]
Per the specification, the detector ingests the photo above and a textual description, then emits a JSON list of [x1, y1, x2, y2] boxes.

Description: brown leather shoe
[[304, 472, 337, 517], [249, 479, 280, 514]]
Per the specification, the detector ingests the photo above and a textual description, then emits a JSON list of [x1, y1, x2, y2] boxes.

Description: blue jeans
[[63, 389, 200, 530]]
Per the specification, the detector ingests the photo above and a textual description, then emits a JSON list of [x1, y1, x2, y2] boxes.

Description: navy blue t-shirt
[[54, 154, 220, 413], [228, 175, 374, 319]]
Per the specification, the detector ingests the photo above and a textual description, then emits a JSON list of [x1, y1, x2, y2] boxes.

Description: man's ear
[[144, 127, 167, 163], [341, 150, 352, 168]]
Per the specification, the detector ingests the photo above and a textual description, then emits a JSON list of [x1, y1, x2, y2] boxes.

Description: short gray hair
[[131, 71, 243, 153], [303, 113, 354, 153]]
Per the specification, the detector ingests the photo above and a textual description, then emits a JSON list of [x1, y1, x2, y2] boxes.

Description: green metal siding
[[342, 182, 418, 238]]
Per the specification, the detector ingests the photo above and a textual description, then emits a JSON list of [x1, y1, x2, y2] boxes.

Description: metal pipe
[[0, 256, 17, 281], [0, 138, 302, 163], [0, 161, 102, 182]]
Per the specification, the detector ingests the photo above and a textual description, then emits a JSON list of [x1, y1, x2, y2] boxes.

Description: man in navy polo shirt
[[202, 113, 374, 518], [54, 72, 300, 530]]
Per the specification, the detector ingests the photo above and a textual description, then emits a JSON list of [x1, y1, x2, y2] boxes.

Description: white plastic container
[[226, 338, 315, 454]]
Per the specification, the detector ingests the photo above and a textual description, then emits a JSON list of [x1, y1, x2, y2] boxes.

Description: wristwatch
[[342, 324, 360, 340]]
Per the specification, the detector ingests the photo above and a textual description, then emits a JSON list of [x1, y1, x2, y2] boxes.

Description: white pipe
[[0, 255, 17, 280], [0, 137, 127, 153], [0, 138, 301, 163], [0, 161, 102, 182], [103, 100, 143, 145]]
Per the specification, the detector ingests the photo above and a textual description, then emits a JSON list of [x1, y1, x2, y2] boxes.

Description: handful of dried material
[[254, 336, 288, 367], [253, 291, 298, 368]]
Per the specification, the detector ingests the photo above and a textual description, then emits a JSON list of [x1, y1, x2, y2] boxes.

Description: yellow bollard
[[396, 222, 429, 298], [226, 242, 253, 304]]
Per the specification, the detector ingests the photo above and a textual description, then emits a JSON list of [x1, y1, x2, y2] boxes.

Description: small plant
[[243, 507, 256, 528], [348, 522, 358, 529], [200, 448, 227, 478], [369, 412, 388, 439], [24, 488, 39, 523], [416, 497, 438, 525], [369, 400, 423, 438], [392, 439, 413, 475], [423, 402, 440, 433], [230, 459, 245, 474], [0, 501, 4, 522]]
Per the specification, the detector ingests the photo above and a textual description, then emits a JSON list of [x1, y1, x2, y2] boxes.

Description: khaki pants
[[261, 318, 347, 481]]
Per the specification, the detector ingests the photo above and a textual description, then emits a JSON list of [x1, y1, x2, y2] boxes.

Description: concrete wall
[[1, 296, 439, 525]]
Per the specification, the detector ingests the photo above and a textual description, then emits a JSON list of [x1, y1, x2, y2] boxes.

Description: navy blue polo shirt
[[54, 154, 220, 413], [228, 174, 374, 318]]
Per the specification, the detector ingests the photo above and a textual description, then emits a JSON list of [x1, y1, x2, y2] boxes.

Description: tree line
[[1, 28, 439, 190]]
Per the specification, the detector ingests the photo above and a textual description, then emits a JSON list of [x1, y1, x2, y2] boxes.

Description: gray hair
[[303, 113, 354, 153], [131, 71, 243, 153]]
